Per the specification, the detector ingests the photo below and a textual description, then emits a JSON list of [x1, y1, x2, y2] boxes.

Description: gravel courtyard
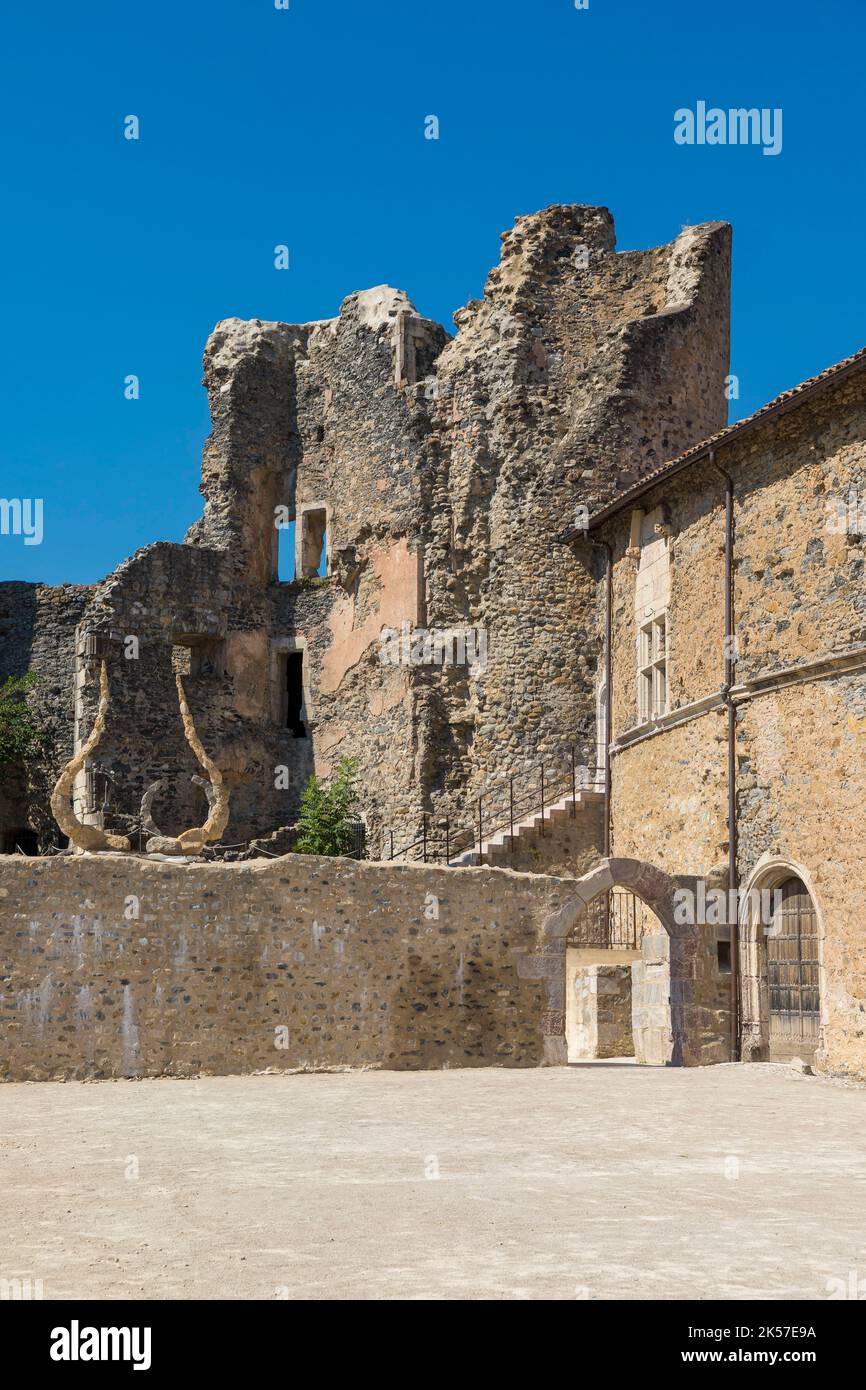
[[2, 1063, 865, 1301]]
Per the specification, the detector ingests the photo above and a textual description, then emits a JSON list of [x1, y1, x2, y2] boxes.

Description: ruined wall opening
[[172, 636, 225, 678], [299, 507, 328, 577], [285, 651, 307, 737], [277, 517, 297, 582]]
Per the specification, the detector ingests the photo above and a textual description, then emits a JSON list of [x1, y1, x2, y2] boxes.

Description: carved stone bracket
[[49, 662, 131, 853]]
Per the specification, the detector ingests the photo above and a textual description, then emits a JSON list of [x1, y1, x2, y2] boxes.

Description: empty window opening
[[172, 637, 225, 678], [300, 508, 327, 577], [277, 517, 297, 582], [285, 652, 307, 737], [716, 939, 732, 974], [638, 613, 668, 722]]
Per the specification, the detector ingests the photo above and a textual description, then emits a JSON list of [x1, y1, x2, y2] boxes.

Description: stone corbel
[[50, 661, 131, 853]]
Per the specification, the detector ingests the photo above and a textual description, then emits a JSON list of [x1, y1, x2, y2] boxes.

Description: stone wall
[[0, 849, 736, 1081], [565, 960, 633, 1061], [610, 715, 729, 880], [0, 853, 579, 1081], [420, 207, 730, 834], [0, 581, 92, 848]]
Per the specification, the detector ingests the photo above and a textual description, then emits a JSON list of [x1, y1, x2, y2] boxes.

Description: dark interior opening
[[285, 652, 306, 737], [1, 828, 39, 855], [716, 939, 732, 974]]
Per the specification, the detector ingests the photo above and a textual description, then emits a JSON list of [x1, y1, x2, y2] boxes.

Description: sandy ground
[[2, 1063, 865, 1301]]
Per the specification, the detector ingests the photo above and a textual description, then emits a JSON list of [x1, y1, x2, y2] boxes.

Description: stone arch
[[540, 857, 721, 1068], [738, 854, 827, 1064], [544, 857, 687, 939]]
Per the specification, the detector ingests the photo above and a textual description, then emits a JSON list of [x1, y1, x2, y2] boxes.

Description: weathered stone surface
[[588, 365, 866, 1078], [0, 203, 730, 867], [566, 961, 633, 1061], [0, 853, 580, 1081]]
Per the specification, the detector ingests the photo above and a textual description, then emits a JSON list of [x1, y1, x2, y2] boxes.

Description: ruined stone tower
[[0, 205, 731, 856]]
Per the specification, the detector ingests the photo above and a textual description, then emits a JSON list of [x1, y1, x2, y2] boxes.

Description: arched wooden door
[[767, 876, 820, 1060]]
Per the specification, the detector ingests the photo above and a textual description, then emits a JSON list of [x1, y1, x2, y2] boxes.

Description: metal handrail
[[386, 746, 604, 864]]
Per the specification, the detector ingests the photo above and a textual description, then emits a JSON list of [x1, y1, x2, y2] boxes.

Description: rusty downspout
[[563, 531, 613, 857], [601, 540, 612, 859], [582, 537, 613, 858], [711, 451, 741, 1061]]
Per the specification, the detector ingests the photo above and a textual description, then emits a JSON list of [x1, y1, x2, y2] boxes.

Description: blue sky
[[2, 0, 864, 584]]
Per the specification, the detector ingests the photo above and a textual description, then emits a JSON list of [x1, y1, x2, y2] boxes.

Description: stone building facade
[[567, 350, 866, 1078]]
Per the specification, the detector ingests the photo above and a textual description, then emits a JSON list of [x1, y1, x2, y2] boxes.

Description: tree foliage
[[0, 673, 39, 770], [294, 756, 360, 857]]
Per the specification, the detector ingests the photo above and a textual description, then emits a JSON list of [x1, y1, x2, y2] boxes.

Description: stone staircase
[[448, 787, 604, 868]]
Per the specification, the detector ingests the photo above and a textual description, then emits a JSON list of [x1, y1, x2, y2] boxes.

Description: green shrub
[[0, 673, 39, 770], [294, 756, 360, 857]]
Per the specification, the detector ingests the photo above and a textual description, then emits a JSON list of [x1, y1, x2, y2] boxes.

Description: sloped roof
[[570, 344, 866, 536]]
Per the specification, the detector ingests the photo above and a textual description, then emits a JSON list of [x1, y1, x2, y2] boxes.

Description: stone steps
[[448, 788, 604, 867]]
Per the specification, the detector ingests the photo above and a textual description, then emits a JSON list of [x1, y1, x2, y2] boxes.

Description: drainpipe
[[582, 538, 612, 858], [711, 451, 740, 1061], [602, 542, 612, 859]]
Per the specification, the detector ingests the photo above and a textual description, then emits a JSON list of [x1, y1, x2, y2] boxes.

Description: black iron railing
[[385, 746, 604, 865], [564, 888, 642, 951], [345, 819, 367, 860]]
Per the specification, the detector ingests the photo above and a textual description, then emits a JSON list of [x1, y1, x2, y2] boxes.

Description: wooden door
[[767, 877, 820, 1060]]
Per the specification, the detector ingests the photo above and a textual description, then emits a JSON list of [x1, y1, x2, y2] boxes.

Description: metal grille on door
[[565, 889, 642, 950], [767, 876, 820, 1060]]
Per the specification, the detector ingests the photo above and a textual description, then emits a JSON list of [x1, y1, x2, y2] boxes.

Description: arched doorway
[[542, 857, 731, 1066], [739, 860, 824, 1064], [564, 889, 673, 1065]]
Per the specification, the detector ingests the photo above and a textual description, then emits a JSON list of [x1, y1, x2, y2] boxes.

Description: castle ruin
[[3, 203, 865, 1083]]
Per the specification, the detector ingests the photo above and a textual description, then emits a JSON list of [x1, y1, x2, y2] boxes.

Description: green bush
[[0, 673, 39, 770], [294, 756, 360, 857]]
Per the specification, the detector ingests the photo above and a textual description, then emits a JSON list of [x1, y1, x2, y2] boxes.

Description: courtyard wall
[[0, 853, 574, 1081]]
